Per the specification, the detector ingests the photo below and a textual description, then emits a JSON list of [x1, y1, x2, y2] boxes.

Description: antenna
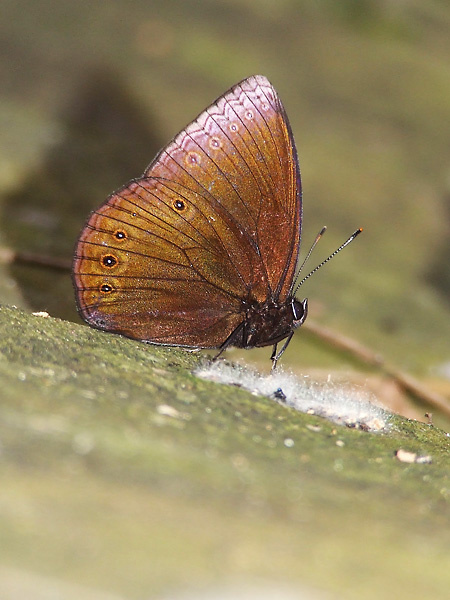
[[294, 228, 363, 294], [291, 226, 327, 291]]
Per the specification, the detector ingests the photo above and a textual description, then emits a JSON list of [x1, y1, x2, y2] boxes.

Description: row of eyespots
[[183, 102, 274, 168], [99, 250, 118, 294], [96, 196, 186, 295], [99, 228, 127, 272], [97, 228, 127, 293]]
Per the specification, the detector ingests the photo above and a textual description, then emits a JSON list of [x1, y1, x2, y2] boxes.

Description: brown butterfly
[[73, 75, 359, 367]]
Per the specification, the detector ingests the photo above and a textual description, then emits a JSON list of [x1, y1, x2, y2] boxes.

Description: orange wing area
[[73, 179, 248, 346], [73, 75, 301, 347]]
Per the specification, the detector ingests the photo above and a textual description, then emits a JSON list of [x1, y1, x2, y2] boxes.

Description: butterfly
[[73, 75, 359, 368]]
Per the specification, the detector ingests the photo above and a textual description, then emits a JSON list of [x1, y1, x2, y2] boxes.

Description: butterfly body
[[73, 75, 307, 365], [233, 297, 308, 349]]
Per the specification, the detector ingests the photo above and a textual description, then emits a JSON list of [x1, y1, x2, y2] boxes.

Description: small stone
[[157, 404, 181, 418], [32, 311, 50, 318], [395, 449, 431, 464], [306, 424, 322, 433], [395, 449, 416, 463]]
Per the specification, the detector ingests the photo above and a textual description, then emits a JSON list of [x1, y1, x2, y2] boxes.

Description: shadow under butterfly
[[73, 75, 361, 368]]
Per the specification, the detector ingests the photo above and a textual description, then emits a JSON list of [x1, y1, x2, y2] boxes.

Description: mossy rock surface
[[0, 304, 448, 599]]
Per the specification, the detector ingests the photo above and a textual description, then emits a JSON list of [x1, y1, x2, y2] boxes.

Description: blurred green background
[[1, 2, 450, 599], [1, 0, 449, 375]]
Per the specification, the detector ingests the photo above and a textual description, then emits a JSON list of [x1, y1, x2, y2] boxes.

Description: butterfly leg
[[270, 343, 278, 363], [212, 321, 246, 363], [212, 345, 227, 362], [271, 332, 294, 370]]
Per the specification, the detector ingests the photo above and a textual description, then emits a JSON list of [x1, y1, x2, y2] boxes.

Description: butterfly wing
[[73, 75, 301, 347], [147, 75, 302, 302], [74, 177, 258, 346]]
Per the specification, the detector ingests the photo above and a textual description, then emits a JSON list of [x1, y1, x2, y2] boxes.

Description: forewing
[[146, 75, 302, 301]]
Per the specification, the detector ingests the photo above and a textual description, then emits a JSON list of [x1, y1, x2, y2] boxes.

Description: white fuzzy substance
[[196, 362, 390, 432]]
